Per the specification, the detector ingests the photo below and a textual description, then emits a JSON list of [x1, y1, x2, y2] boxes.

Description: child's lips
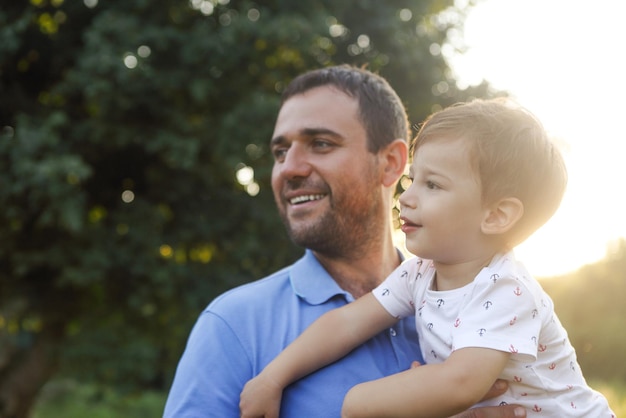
[[400, 217, 421, 232]]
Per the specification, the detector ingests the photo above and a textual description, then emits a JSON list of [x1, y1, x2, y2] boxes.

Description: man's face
[[270, 86, 384, 256]]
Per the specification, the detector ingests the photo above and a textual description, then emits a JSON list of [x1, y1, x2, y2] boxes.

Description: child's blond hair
[[412, 98, 568, 246]]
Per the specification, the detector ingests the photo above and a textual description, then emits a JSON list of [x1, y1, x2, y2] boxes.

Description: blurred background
[[1, 1, 624, 417]]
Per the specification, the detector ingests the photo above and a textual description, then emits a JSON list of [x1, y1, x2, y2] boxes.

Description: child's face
[[399, 136, 488, 263]]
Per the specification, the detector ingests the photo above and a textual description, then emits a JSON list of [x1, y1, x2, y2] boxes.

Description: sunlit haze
[[447, 0, 626, 276]]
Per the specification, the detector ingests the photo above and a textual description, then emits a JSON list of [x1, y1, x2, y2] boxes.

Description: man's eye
[[313, 139, 332, 149], [273, 148, 287, 160]]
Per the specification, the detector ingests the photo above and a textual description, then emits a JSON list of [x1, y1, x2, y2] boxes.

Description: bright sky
[[448, 0, 626, 276]]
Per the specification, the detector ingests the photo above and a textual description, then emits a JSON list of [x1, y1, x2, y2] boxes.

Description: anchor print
[[532, 405, 542, 412], [477, 328, 486, 336], [509, 344, 518, 354], [490, 273, 499, 283], [509, 316, 517, 326], [436, 298, 445, 308], [453, 318, 461, 328], [381, 288, 390, 296], [513, 286, 522, 296], [483, 300, 493, 310]]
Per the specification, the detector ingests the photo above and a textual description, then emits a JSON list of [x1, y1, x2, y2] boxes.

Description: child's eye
[[426, 180, 439, 190]]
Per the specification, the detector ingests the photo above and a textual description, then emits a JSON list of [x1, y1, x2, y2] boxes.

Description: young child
[[239, 99, 615, 418]]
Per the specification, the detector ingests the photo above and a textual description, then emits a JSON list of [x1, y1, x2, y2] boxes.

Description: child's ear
[[482, 197, 524, 235], [380, 139, 408, 187]]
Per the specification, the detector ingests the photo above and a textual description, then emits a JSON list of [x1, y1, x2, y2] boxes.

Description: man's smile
[[289, 194, 327, 205]]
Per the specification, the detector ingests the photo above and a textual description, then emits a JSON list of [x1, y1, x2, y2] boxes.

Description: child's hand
[[240, 374, 283, 418]]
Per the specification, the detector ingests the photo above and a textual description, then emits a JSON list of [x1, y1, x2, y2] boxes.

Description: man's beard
[[280, 188, 382, 258]]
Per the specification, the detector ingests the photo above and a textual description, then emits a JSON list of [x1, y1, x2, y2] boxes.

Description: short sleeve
[[373, 257, 431, 320]]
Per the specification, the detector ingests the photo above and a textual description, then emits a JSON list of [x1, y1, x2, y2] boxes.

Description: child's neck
[[432, 252, 501, 291]]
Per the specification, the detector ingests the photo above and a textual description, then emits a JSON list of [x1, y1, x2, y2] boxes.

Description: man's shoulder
[[207, 264, 294, 314]]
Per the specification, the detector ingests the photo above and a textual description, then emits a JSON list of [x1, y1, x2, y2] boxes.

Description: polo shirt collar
[[290, 249, 353, 305]]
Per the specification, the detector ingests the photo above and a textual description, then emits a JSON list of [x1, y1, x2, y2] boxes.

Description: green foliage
[[0, 0, 492, 395], [32, 380, 165, 418]]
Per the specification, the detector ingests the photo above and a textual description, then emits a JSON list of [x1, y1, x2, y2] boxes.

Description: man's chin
[[288, 227, 332, 250]]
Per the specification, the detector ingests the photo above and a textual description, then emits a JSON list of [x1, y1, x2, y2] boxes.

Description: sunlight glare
[[449, 0, 626, 276]]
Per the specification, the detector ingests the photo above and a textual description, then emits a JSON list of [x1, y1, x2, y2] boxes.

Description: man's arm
[[341, 347, 511, 418], [164, 312, 250, 418], [240, 293, 398, 418]]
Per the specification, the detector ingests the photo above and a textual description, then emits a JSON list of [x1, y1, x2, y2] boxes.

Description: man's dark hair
[[281, 65, 409, 153]]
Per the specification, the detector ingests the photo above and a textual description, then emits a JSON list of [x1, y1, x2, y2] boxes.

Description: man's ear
[[482, 197, 524, 235], [380, 139, 408, 187]]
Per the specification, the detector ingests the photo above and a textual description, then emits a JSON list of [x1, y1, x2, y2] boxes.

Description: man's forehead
[[272, 87, 361, 138]]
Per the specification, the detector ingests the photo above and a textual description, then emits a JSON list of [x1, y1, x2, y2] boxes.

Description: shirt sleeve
[[163, 311, 250, 418], [373, 257, 429, 320], [451, 271, 541, 363]]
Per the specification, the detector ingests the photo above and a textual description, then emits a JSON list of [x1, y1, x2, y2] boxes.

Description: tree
[[0, 0, 491, 416]]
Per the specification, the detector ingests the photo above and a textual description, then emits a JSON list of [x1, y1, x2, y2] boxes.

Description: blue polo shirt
[[163, 250, 422, 417]]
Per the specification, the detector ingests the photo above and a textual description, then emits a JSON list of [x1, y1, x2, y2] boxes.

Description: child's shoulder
[[400, 256, 435, 276], [477, 251, 551, 302]]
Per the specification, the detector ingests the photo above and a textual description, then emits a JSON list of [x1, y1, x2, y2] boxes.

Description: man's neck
[[313, 237, 401, 299]]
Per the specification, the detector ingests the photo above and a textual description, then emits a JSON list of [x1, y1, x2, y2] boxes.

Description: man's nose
[[278, 144, 312, 179]]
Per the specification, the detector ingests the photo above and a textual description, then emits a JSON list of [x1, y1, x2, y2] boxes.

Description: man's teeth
[[290, 194, 325, 204]]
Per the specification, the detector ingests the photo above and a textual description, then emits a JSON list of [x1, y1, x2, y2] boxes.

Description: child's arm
[[239, 293, 399, 418], [341, 347, 510, 418]]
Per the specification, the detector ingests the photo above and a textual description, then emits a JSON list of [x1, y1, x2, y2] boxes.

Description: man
[[163, 65, 526, 418]]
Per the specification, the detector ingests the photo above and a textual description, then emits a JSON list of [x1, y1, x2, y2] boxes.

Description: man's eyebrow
[[270, 135, 287, 147], [270, 128, 343, 147], [301, 127, 342, 138]]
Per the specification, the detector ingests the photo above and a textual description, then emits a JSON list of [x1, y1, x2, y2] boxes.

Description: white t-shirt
[[372, 252, 614, 417]]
